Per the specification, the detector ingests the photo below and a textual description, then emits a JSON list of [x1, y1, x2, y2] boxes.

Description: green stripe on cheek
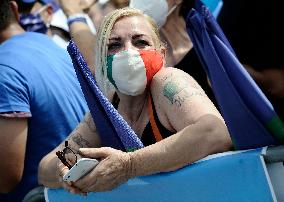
[[106, 55, 117, 89]]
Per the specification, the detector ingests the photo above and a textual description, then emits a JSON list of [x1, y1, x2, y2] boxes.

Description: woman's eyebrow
[[109, 37, 121, 41], [132, 34, 149, 40]]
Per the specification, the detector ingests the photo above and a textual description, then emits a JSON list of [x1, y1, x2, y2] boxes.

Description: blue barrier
[[45, 148, 275, 202]]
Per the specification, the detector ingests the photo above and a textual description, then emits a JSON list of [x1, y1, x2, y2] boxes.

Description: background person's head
[[129, 0, 195, 66], [129, 0, 193, 28], [95, 7, 165, 97], [0, 0, 18, 31], [16, 0, 54, 35]]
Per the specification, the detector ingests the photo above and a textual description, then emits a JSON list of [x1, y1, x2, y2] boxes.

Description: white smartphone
[[63, 158, 99, 182]]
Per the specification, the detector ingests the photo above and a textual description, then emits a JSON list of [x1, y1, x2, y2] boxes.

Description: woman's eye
[[108, 42, 121, 51], [135, 40, 150, 48]]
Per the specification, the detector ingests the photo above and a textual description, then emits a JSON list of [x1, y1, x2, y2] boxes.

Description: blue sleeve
[[0, 64, 31, 114]]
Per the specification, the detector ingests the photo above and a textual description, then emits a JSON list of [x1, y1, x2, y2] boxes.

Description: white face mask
[[106, 49, 164, 96], [129, 0, 177, 27]]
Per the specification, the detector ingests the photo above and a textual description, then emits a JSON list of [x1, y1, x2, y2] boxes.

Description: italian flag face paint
[[107, 49, 163, 96]]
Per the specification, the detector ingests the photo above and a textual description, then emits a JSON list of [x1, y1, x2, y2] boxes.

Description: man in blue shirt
[[0, 0, 88, 201]]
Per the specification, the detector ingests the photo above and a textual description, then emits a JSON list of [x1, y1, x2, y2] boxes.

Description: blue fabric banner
[[67, 41, 144, 151], [186, 2, 284, 149]]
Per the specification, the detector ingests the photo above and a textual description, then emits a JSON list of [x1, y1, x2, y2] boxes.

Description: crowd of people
[[0, 0, 282, 201]]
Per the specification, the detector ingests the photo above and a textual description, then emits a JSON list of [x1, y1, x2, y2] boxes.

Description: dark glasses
[[56, 141, 78, 169]]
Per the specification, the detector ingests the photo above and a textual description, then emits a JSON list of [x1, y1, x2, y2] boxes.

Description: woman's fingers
[[75, 149, 132, 192], [79, 147, 115, 159]]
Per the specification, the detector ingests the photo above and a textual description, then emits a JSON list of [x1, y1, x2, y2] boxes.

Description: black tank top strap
[[146, 94, 173, 141], [112, 92, 120, 109], [141, 93, 174, 146], [111, 92, 173, 146]]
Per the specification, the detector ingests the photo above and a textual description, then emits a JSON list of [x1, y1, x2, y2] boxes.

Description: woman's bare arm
[[38, 112, 100, 187], [72, 68, 232, 193], [128, 67, 232, 176], [58, 0, 96, 74]]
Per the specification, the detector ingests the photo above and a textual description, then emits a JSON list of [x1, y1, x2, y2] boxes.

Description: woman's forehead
[[110, 15, 155, 38]]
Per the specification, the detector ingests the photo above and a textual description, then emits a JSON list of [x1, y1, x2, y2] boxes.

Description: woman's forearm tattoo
[[72, 133, 92, 148], [84, 113, 97, 132]]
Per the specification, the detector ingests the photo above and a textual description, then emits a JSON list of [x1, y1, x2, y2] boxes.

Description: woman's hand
[[58, 0, 96, 16], [73, 147, 132, 193], [58, 0, 82, 17], [57, 161, 87, 195]]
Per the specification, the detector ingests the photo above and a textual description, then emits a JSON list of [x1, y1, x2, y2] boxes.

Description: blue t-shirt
[[0, 32, 88, 202]]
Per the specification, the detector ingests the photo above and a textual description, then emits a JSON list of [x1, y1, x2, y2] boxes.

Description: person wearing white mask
[[129, 0, 178, 27], [38, 7, 232, 194], [130, 0, 219, 105], [129, 0, 192, 67]]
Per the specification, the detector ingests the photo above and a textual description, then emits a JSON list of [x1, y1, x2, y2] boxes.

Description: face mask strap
[[35, 4, 49, 15], [167, 4, 178, 17], [35, 5, 51, 28]]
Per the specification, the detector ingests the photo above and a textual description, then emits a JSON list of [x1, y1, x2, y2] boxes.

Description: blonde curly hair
[[94, 7, 165, 98]]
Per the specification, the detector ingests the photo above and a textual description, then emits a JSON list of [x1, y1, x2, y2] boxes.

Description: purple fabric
[[67, 41, 144, 151], [0, 111, 31, 118], [20, 13, 48, 34]]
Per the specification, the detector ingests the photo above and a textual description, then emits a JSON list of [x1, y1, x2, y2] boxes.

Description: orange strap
[[147, 95, 163, 142]]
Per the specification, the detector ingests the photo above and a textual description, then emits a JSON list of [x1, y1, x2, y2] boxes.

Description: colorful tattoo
[[161, 73, 173, 82], [163, 81, 182, 104], [173, 90, 204, 107], [163, 76, 205, 107]]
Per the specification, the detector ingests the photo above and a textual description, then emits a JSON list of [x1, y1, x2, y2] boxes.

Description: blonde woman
[[38, 7, 232, 194]]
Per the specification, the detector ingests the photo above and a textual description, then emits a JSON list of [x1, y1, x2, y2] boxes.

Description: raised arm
[[58, 0, 96, 74], [38, 112, 100, 188]]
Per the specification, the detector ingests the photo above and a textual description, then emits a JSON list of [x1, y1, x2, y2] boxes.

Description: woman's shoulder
[[151, 67, 195, 88], [150, 66, 205, 103], [149, 67, 205, 131], [155, 66, 185, 76]]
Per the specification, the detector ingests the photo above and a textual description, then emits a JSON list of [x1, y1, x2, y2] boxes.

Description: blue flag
[[67, 41, 144, 151], [186, 2, 284, 149]]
